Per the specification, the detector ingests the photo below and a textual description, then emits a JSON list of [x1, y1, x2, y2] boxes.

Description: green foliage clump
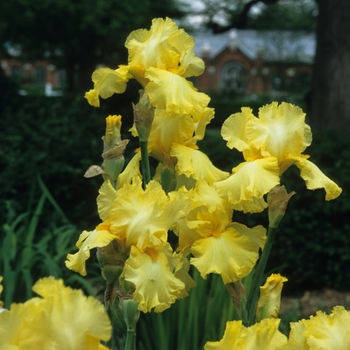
[[0, 176, 98, 307]]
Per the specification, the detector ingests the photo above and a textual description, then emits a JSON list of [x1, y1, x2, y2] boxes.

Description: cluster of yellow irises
[[0, 17, 346, 350]]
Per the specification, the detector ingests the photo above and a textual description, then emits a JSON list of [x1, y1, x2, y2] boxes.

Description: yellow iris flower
[[288, 306, 350, 349], [0, 277, 111, 350], [215, 102, 342, 212], [85, 17, 209, 117], [66, 177, 193, 312], [204, 318, 287, 349], [174, 181, 266, 284]]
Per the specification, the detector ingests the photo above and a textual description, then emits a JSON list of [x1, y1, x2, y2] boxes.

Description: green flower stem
[[140, 140, 151, 186], [124, 329, 136, 350], [244, 226, 278, 327]]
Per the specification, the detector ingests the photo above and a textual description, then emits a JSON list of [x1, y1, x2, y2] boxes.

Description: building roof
[[193, 30, 316, 64]]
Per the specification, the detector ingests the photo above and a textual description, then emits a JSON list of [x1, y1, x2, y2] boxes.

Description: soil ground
[[280, 288, 350, 318]]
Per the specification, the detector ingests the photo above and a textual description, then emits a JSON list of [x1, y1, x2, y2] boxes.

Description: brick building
[[193, 30, 315, 95], [1, 54, 65, 95]]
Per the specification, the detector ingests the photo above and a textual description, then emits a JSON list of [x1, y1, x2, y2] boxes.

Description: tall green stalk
[[244, 226, 278, 326], [140, 140, 151, 186]]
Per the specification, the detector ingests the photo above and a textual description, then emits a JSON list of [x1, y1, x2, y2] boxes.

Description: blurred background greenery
[[1, 0, 350, 349]]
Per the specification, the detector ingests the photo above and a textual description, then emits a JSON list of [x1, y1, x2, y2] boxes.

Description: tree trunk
[[310, 0, 350, 131]]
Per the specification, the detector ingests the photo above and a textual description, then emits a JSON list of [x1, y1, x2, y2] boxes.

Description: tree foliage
[[183, 0, 317, 32], [0, 0, 185, 92]]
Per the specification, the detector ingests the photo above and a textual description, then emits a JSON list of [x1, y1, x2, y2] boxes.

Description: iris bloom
[[173, 181, 266, 284], [215, 102, 342, 212], [66, 177, 194, 312], [256, 273, 288, 321], [288, 306, 350, 349], [204, 318, 287, 349], [85, 17, 209, 118], [128, 106, 228, 185], [0, 277, 111, 350]]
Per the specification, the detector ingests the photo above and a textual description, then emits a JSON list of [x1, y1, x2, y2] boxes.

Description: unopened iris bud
[[104, 115, 122, 146], [97, 240, 128, 285], [132, 90, 154, 142], [256, 273, 288, 322], [120, 298, 140, 332], [226, 280, 247, 320], [101, 115, 129, 183], [267, 185, 295, 228]]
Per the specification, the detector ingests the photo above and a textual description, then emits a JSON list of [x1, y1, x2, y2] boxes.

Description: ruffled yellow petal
[[85, 66, 131, 106], [214, 157, 280, 205], [173, 251, 196, 298], [288, 320, 310, 350], [305, 306, 350, 349], [117, 152, 142, 188], [32, 277, 111, 347], [292, 156, 342, 200], [231, 196, 268, 213], [221, 107, 255, 151], [0, 278, 111, 350], [65, 225, 116, 276], [244, 318, 288, 349], [85, 89, 100, 107], [0, 299, 46, 349], [148, 110, 195, 163], [109, 178, 169, 248], [256, 273, 288, 321], [171, 143, 229, 184], [97, 180, 117, 222], [192, 107, 215, 137], [126, 18, 180, 76], [247, 102, 311, 162], [190, 226, 260, 284], [204, 321, 243, 349], [145, 67, 210, 115], [230, 222, 266, 249], [205, 319, 287, 350], [123, 244, 185, 312], [191, 180, 232, 215], [125, 17, 204, 79]]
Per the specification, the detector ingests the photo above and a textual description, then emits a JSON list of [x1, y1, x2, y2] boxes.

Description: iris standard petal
[[145, 67, 210, 115], [247, 102, 311, 162], [221, 107, 255, 152], [97, 180, 117, 222]]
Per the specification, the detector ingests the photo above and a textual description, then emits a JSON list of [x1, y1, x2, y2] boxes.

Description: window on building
[[33, 67, 46, 85], [220, 62, 247, 95], [57, 69, 66, 88], [10, 66, 22, 83]]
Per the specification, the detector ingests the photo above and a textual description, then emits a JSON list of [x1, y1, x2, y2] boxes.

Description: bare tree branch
[[208, 0, 280, 33]]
